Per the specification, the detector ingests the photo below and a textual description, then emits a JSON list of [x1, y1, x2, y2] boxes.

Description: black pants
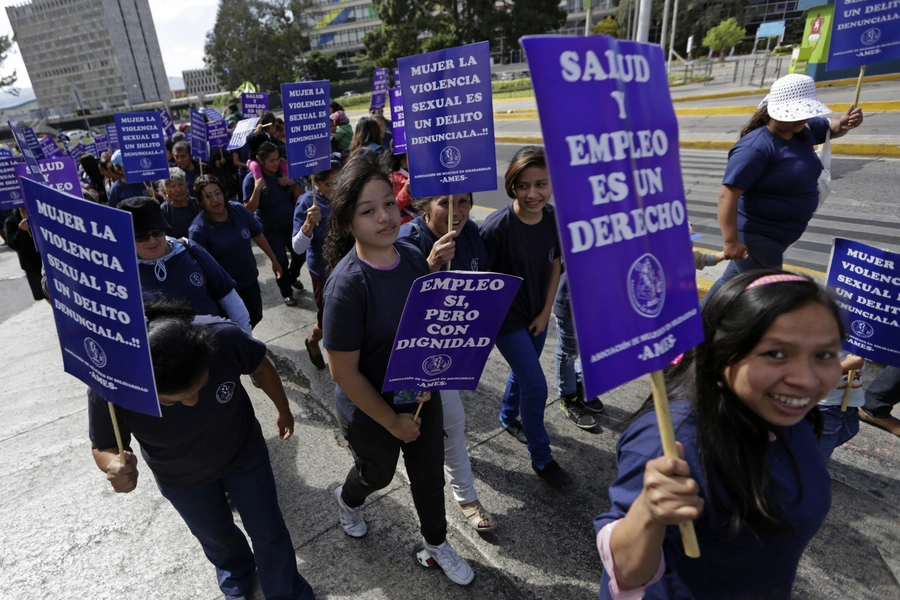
[[237, 281, 263, 328], [337, 396, 447, 546], [863, 366, 900, 417], [264, 226, 304, 297], [25, 270, 44, 301]]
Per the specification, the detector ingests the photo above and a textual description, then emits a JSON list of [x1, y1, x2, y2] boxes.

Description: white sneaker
[[423, 539, 475, 586], [334, 485, 367, 538]]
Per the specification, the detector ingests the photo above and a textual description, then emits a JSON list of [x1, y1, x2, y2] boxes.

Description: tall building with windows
[[305, 0, 381, 73], [6, 0, 170, 114], [183, 67, 224, 96]]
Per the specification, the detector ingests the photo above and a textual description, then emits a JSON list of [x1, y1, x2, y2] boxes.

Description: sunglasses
[[135, 229, 166, 243]]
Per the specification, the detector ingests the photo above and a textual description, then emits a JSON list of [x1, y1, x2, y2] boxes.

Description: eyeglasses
[[135, 229, 166, 243]]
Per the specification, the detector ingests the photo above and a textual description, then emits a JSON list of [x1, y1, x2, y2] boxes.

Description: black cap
[[118, 196, 170, 236]]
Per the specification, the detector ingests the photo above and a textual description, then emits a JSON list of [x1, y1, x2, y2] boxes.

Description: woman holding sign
[[594, 271, 842, 599], [480, 146, 567, 488], [321, 154, 475, 586], [705, 74, 864, 302]]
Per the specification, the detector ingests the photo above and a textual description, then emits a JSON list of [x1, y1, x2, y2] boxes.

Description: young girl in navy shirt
[[321, 153, 474, 586], [479, 146, 566, 488], [595, 270, 843, 599]]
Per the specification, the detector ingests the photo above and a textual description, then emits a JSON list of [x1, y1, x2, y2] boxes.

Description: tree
[[703, 17, 746, 58], [503, 0, 567, 50], [0, 34, 18, 94], [304, 51, 341, 82], [594, 16, 621, 38]]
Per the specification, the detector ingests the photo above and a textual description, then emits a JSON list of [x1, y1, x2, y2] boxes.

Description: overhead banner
[[241, 92, 269, 117], [13, 157, 82, 207], [189, 108, 209, 162], [520, 35, 704, 399], [105, 124, 120, 152], [398, 41, 497, 197], [370, 67, 389, 111], [207, 120, 229, 150], [281, 80, 330, 178], [0, 158, 23, 210], [826, 238, 900, 368], [828, 0, 900, 71], [21, 179, 159, 416], [159, 107, 176, 139], [382, 272, 521, 392], [8, 121, 43, 179], [227, 117, 260, 151], [114, 111, 169, 182], [390, 87, 407, 154]]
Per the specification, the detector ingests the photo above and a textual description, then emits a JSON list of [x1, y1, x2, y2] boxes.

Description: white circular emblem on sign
[[10, 190, 20, 199], [627, 254, 666, 318], [851, 320, 874, 339], [189, 272, 205, 287], [422, 354, 452, 376], [439, 146, 462, 169], [216, 382, 236, 403], [861, 28, 881, 46], [84, 337, 107, 368], [140, 157, 152, 170], [305, 143, 316, 158]]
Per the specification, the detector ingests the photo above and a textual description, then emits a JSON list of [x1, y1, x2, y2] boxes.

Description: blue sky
[[0, 0, 219, 90]]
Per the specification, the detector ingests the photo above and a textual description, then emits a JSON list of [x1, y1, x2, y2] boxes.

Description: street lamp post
[[636, 0, 652, 42]]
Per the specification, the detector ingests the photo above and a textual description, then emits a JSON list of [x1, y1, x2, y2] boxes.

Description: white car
[[342, 91, 357, 98]]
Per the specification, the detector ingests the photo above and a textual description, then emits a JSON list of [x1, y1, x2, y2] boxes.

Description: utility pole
[[660, 0, 672, 49], [667, 0, 680, 72], [636, 0, 652, 42], [584, 0, 592, 37]]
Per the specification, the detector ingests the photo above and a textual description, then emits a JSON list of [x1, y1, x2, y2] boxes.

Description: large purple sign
[[370, 68, 389, 111], [114, 112, 169, 182], [827, 238, 900, 368], [399, 41, 496, 197], [39, 136, 65, 159], [190, 108, 209, 161], [14, 157, 82, 208], [521, 35, 704, 399], [67, 142, 84, 162], [281, 81, 331, 178], [241, 92, 269, 117], [828, 0, 900, 71], [207, 120, 229, 149], [0, 158, 23, 209], [159, 107, 176, 139], [382, 272, 521, 392], [21, 178, 160, 417], [105, 124, 120, 152], [390, 87, 407, 154]]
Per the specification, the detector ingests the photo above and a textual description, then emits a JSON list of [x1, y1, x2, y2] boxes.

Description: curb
[[496, 135, 900, 157], [671, 73, 900, 103], [495, 100, 900, 118]]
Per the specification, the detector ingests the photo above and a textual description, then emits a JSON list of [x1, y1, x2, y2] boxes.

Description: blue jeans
[[156, 443, 314, 600], [703, 230, 790, 305], [555, 316, 582, 398], [818, 406, 860, 458], [495, 326, 553, 467]]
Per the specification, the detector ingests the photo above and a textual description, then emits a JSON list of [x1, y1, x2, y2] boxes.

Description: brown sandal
[[460, 502, 498, 532]]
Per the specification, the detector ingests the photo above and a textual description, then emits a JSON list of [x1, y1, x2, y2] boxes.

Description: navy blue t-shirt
[[88, 320, 266, 490], [182, 164, 201, 193], [161, 197, 201, 240], [723, 118, 829, 245], [322, 241, 431, 426], [242, 173, 294, 232], [399, 216, 492, 273], [292, 190, 331, 279], [594, 401, 831, 600], [480, 203, 560, 334], [108, 179, 150, 208], [189, 202, 263, 290], [138, 238, 235, 317]]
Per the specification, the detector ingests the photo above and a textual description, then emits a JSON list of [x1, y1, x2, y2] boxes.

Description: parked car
[[342, 91, 357, 98]]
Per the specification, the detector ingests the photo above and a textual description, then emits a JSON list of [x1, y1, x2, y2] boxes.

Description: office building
[[306, 0, 381, 73], [6, 0, 170, 114], [183, 67, 223, 96]]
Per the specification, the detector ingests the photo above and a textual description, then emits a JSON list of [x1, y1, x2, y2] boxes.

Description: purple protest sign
[[205, 107, 224, 121], [227, 117, 260, 151], [389, 87, 407, 154], [826, 238, 900, 368], [207, 120, 229, 150], [21, 178, 160, 416], [394, 67, 401, 87], [159, 107, 176, 139], [39, 136, 65, 159], [84, 142, 98, 157], [399, 41, 496, 197], [382, 272, 521, 392], [370, 68, 389, 111], [114, 111, 169, 182], [94, 134, 109, 155], [520, 35, 703, 400], [241, 92, 269, 117], [828, 0, 900, 71], [189, 108, 209, 161], [281, 81, 330, 179], [8, 121, 43, 180], [22, 127, 45, 160], [0, 148, 12, 159], [67, 142, 84, 162], [105, 124, 120, 152], [14, 157, 82, 207], [0, 158, 23, 209]]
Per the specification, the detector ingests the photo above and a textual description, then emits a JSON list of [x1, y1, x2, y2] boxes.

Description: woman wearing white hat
[[704, 74, 863, 302]]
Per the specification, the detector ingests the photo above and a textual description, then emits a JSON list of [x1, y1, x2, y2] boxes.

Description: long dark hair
[[635, 270, 843, 537], [349, 116, 382, 154], [740, 106, 808, 140], [504, 145, 546, 199], [323, 153, 391, 271], [145, 300, 213, 395], [80, 154, 107, 202]]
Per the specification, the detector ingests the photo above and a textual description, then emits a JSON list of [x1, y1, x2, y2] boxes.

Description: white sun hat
[[757, 74, 831, 122]]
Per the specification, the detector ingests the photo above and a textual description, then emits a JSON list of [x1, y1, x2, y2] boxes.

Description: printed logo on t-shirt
[[216, 382, 236, 403], [189, 272, 205, 287], [241, 228, 251, 239], [471, 258, 479, 271], [548, 248, 556, 262]]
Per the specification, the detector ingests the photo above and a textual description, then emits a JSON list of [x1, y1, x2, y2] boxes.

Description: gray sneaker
[[334, 485, 367, 538], [422, 539, 475, 586]]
